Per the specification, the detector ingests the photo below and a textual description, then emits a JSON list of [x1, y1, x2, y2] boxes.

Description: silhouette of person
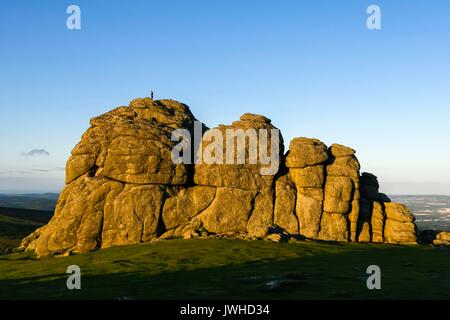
[[151, 91, 154, 99]]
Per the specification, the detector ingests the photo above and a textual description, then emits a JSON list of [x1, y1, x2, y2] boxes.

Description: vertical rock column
[[319, 144, 360, 242], [358, 172, 386, 243], [285, 138, 329, 239]]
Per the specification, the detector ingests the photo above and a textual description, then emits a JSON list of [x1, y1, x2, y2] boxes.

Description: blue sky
[[0, 0, 449, 194]]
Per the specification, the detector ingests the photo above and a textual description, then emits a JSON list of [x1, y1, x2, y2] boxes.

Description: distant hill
[[14, 193, 59, 201], [0, 193, 58, 211]]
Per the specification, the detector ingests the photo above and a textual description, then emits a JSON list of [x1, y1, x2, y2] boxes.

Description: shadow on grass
[[0, 243, 449, 300]]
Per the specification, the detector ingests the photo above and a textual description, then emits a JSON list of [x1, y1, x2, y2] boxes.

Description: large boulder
[[383, 202, 418, 244], [194, 113, 284, 190], [21, 175, 124, 256], [194, 113, 284, 237], [161, 186, 216, 234], [433, 232, 450, 246], [193, 187, 257, 235], [22, 98, 202, 257], [193, 113, 283, 237], [67, 98, 198, 185], [285, 138, 328, 168]]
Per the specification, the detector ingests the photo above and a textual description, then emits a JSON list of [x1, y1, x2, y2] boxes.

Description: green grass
[[0, 207, 53, 224], [0, 238, 449, 300]]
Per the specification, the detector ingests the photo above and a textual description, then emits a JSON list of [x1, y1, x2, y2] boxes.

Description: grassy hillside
[[0, 207, 53, 250], [0, 239, 449, 299]]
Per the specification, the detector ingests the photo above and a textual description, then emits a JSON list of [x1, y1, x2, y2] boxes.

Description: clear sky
[[0, 0, 449, 194]]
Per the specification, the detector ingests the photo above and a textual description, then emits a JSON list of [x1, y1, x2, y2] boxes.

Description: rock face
[[21, 97, 420, 257], [383, 202, 417, 244], [432, 232, 450, 246]]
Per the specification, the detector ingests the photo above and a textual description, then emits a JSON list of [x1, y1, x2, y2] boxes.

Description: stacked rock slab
[[21, 98, 420, 257], [358, 172, 418, 244], [319, 144, 360, 241], [277, 139, 417, 244], [283, 138, 328, 239]]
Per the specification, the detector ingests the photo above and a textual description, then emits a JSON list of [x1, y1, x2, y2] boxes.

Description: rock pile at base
[[21, 97, 422, 257], [433, 232, 450, 246]]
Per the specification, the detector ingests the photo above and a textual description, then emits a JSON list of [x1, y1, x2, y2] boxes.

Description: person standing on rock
[[151, 91, 154, 99]]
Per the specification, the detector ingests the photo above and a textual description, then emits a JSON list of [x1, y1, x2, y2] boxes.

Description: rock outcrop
[[21, 97, 420, 257], [433, 232, 450, 246]]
